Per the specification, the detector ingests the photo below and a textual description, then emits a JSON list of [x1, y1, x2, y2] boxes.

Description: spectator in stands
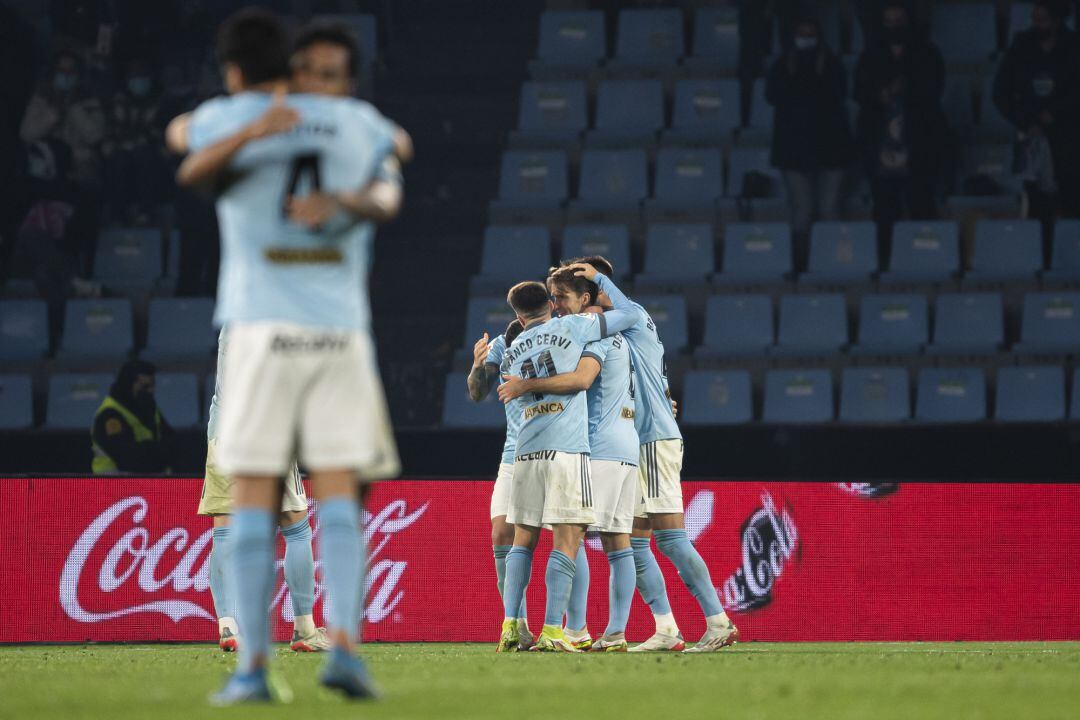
[[993, 0, 1080, 226], [91, 360, 176, 475], [854, 1, 947, 251], [766, 17, 853, 269]]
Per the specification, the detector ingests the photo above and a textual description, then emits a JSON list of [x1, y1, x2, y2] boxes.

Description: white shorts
[[636, 439, 685, 517], [588, 459, 638, 534], [197, 438, 308, 515], [507, 451, 595, 527], [490, 463, 514, 519], [216, 322, 400, 478]]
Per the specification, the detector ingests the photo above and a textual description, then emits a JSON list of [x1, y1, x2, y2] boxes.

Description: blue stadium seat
[[652, 148, 723, 208], [931, 3, 996, 64], [748, 78, 773, 131], [839, 367, 910, 422], [941, 74, 975, 127], [1045, 220, 1080, 281], [589, 80, 663, 145], [640, 224, 715, 284], [666, 80, 739, 143], [441, 373, 506, 429], [927, 293, 1003, 354], [801, 221, 878, 284], [953, 143, 1022, 205], [882, 220, 960, 283], [775, 294, 847, 355], [314, 14, 376, 66], [995, 366, 1065, 422], [514, 81, 588, 145], [853, 294, 928, 355], [966, 219, 1042, 282], [726, 147, 783, 199], [689, 8, 739, 69], [636, 295, 689, 353], [699, 294, 773, 357], [1015, 292, 1080, 354], [93, 227, 162, 290], [536, 11, 606, 70], [46, 373, 112, 430], [144, 298, 216, 359], [716, 222, 793, 283], [475, 226, 551, 286], [0, 374, 33, 429], [915, 368, 987, 422], [462, 296, 517, 348], [614, 8, 684, 66], [496, 151, 568, 206], [763, 369, 834, 423], [575, 149, 649, 206], [58, 299, 133, 359], [0, 299, 48, 360], [682, 370, 753, 425], [155, 372, 199, 429], [561, 225, 631, 280]]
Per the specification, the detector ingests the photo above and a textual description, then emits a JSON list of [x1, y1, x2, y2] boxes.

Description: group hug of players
[[467, 258, 739, 653]]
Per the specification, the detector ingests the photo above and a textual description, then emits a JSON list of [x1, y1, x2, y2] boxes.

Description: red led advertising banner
[[1, 478, 1078, 643]]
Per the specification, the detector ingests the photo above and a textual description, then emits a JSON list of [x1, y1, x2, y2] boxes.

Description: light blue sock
[[631, 536, 672, 615], [502, 546, 532, 618], [281, 517, 315, 618], [544, 550, 578, 628], [231, 508, 275, 673], [495, 545, 528, 619], [318, 498, 364, 641], [655, 528, 724, 617], [604, 548, 635, 636], [565, 541, 589, 631], [209, 526, 233, 621]]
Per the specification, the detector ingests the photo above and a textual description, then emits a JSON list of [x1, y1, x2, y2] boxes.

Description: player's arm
[[567, 263, 639, 337], [498, 356, 602, 403], [286, 141, 407, 228], [466, 332, 499, 402]]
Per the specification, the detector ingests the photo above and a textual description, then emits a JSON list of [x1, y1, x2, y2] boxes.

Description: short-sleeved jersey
[[583, 333, 639, 465], [484, 334, 519, 465], [501, 313, 608, 456], [188, 92, 397, 332], [595, 274, 682, 444]]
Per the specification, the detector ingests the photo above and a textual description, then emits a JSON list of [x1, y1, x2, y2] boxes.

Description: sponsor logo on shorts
[[523, 402, 564, 421], [620, 407, 635, 420], [270, 334, 349, 353], [515, 450, 558, 462], [264, 247, 343, 264]]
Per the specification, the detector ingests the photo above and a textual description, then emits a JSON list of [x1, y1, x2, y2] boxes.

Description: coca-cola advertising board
[[1, 478, 1079, 643]]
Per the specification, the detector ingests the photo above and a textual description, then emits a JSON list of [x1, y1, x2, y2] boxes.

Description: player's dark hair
[[507, 281, 550, 320], [294, 23, 361, 78], [548, 267, 599, 308], [216, 8, 291, 85], [562, 255, 615, 279], [504, 319, 524, 345]]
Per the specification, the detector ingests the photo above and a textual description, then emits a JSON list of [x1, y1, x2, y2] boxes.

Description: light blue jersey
[[188, 92, 397, 331], [595, 274, 682, 444], [584, 333, 639, 465], [484, 334, 519, 466]]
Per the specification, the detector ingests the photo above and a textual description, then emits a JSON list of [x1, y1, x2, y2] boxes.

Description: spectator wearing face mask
[[854, 1, 948, 250], [766, 17, 853, 269], [994, 0, 1080, 223], [91, 360, 176, 475]]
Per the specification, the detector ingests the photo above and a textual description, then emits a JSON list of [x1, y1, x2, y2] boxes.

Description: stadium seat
[[1044, 220, 1080, 281], [942, 73, 975, 127], [748, 78, 773, 132], [640, 224, 715, 284], [613, 8, 684, 67], [496, 151, 568, 206], [687, 7, 739, 70], [927, 293, 1003, 355], [155, 372, 199, 429], [698, 294, 773, 357], [58, 299, 133, 359], [882, 220, 960, 283], [801, 221, 878, 284], [441, 373, 506, 429], [726, 147, 783, 199], [636, 295, 689, 354], [144, 298, 217, 359], [513, 81, 587, 146], [651, 148, 723, 212], [560, 225, 631, 280], [474, 226, 551, 290], [462, 296, 517, 348], [0, 299, 49, 360], [775, 294, 847, 355], [716, 222, 793, 283], [951, 143, 1021, 207], [852, 294, 928, 355], [763, 369, 834, 423], [0, 374, 33, 429], [915, 368, 987, 422], [995, 366, 1065, 422], [839, 367, 911, 422], [588, 80, 663, 146], [535, 11, 606, 71], [313, 14, 376, 66], [574, 149, 649, 207], [46, 373, 112, 430], [93, 227, 162, 291], [966, 219, 1042, 282], [931, 3, 996, 64], [665, 80, 739, 144], [682, 370, 753, 425], [1015, 292, 1080, 354]]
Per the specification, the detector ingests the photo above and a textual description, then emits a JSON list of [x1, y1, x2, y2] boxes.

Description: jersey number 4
[[281, 154, 322, 218], [519, 350, 556, 401]]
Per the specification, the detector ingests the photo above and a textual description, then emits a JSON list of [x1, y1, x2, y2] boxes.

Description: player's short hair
[[504, 319, 524, 345], [507, 281, 550, 320], [216, 8, 291, 85], [294, 23, 361, 78], [562, 255, 615, 280], [547, 266, 599, 308]]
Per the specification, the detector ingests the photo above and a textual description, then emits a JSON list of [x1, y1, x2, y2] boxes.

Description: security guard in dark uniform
[[91, 360, 175, 474]]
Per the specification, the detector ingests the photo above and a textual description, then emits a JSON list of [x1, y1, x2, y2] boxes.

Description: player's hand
[[286, 192, 342, 228], [671, 398, 679, 418], [246, 87, 300, 140], [568, 262, 599, 280], [471, 333, 490, 368], [498, 375, 528, 403]]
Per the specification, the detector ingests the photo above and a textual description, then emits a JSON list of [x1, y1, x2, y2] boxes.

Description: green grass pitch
[[4, 643, 1079, 719]]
